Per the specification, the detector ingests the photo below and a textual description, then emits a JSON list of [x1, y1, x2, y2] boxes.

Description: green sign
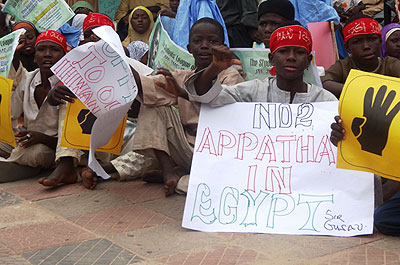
[[148, 18, 195, 72], [0, 29, 25, 77], [98, 0, 121, 20], [232, 48, 322, 86], [4, 0, 74, 33]]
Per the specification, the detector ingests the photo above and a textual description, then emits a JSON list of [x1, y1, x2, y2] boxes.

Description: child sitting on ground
[[81, 18, 245, 195], [322, 15, 400, 98], [0, 31, 67, 182]]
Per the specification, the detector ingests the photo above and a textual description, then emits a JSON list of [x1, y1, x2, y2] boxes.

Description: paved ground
[[0, 175, 399, 265]]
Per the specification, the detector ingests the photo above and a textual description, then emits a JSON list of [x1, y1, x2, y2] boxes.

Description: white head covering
[[126, 41, 149, 61], [72, 14, 87, 41]]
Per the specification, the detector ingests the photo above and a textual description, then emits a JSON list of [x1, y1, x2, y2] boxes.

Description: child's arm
[[15, 130, 57, 150], [155, 67, 188, 100], [194, 45, 241, 96], [323, 80, 344, 99], [330, 115, 346, 146]]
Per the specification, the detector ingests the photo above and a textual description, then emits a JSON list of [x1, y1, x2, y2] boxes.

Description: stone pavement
[[0, 176, 399, 265]]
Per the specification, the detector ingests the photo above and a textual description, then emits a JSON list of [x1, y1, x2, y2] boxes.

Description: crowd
[[0, 0, 399, 236]]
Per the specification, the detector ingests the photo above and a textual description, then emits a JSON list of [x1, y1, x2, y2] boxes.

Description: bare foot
[[39, 158, 77, 187], [164, 167, 186, 197], [81, 167, 98, 189]]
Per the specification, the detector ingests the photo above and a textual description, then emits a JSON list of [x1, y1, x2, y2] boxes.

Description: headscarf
[[269, 25, 313, 54], [126, 41, 149, 60], [82, 12, 115, 33], [380, 23, 400, 59], [35, 30, 67, 53], [343, 17, 381, 43], [122, 6, 154, 46], [12, 21, 36, 33], [72, 14, 87, 41], [71, 1, 94, 13]]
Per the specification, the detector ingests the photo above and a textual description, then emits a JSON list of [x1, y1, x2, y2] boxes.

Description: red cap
[[82, 12, 115, 32], [269, 25, 313, 54], [343, 18, 382, 43], [35, 30, 67, 53]]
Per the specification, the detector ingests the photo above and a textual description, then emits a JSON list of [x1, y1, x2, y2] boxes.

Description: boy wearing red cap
[[0, 30, 67, 182], [322, 15, 400, 98], [185, 21, 337, 106]]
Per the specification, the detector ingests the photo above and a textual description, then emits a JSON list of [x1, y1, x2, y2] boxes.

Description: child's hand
[[155, 67, 187, 98], [47, 83, 76, 106], [211, 45, 242, 72], [15, 130, 47, 149], [330, 115, 345, 147]]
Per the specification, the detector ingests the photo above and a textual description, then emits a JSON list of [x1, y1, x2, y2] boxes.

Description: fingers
[[57, 85, 76, 98], [381, 90, 396, 113], [387, 100, 400, 121], [330, 116, 345, 146], [156, 67, 173, 77], [363, 87, 374, 115], [372, 85, 387, 110]]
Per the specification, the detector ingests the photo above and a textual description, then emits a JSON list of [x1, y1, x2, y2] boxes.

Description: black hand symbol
[[77, 109, 97, 135], [351, 85, 400, 156]]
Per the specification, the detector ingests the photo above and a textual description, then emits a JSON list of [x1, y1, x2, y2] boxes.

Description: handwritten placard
[[183, 102, 374, 237], [4, 0, 74, 33], [98, 0, 121, 20], [51, 26, 137, 179]]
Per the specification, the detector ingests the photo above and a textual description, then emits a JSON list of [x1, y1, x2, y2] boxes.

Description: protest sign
[[396, 0, 400, 19], [231, 48, 322, 87], [338, 70, 400, 181], [61, 99, 126, 155], [52, 26, 137, 179], [0, 77, 16, 147], [0, 29, 25, 77], [3, 0, 74, 33], [307, 21, 336, 70], [148, 18, 195, 72], [183, 102, 374, 236], [98, 0, 121, 21]]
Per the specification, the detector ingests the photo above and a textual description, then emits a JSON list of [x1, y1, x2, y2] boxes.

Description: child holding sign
[[322, 15, 400, 98], [81, 18, 244, 195], [185, 21, 337, 105], [0, 30, 67, 182]]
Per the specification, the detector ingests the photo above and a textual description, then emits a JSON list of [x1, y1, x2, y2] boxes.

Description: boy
[[0, 31, 67, 182], [255, 0, 295, 48], [322, 15, 400, 98], [82, 18, 244, 195], [38, 13, 117, 187], [185, 21, 337, 106]]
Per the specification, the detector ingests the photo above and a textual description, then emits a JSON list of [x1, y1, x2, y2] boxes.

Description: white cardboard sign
[[183, 102, 374, 237]]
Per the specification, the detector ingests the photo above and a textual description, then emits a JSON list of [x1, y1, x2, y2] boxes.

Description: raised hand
[[210, 45, 242, 73], [47, 83, 76, 106], [351, 85, 400, 156]]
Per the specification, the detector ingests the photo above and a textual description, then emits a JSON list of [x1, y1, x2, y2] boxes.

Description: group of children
[[0, 0, 399, 236]]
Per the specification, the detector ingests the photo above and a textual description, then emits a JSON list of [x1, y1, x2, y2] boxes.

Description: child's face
[[131, 9, 151, 34], [35, 41, 65, 75], [386, 31, 400, 59], [19, 28, 37, 56], [187, 23, 224, 69], [258, 13, 287, 48], [170, 0, 180, 12], [269, 46, 311, 81], [346, 34, 381, 64]]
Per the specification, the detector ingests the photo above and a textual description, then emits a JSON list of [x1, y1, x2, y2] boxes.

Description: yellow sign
[[0, 76, 16, 147], [338, 69, 400, 181], [61, 100, 126, 155]]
